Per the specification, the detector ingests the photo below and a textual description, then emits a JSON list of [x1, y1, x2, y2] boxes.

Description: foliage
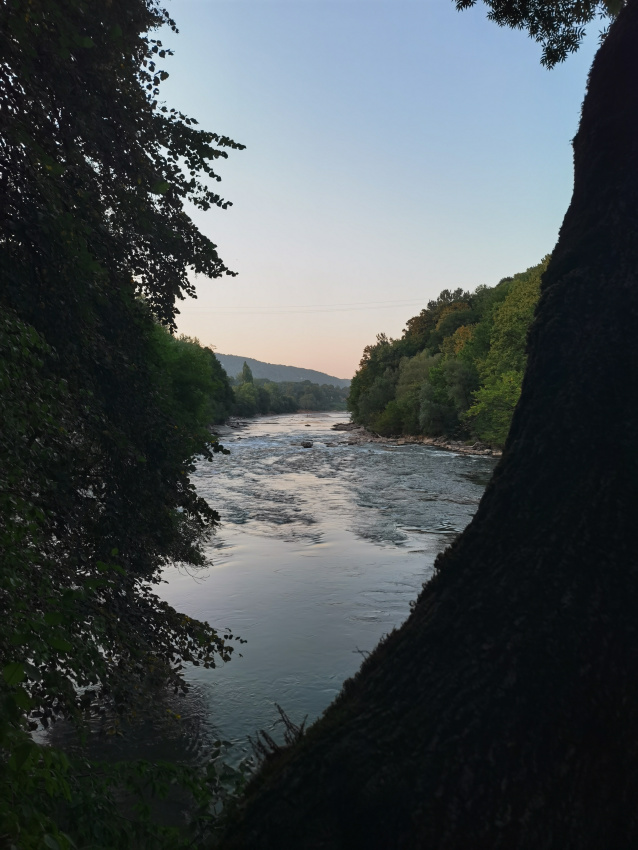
[[462, 371, 523, 445], [0, 722, 254, 849], [348, 333, 418, 424], [477, 263, 545, 376], [455, 0, 624, 67], [232, 378, 349, 418], [0, 0, 245, 844], [463, 260, 544, 442], [1, 0, 243, 326], [257, 382, 298, 415], [419, 361, 459, 435], [239, 361, 254, 385], [151, 327, 235, 429], [0, 308, 241, 846], [348, 259, 547, 445], [284, 380, 349, 412], [233, 381, 271, 417]]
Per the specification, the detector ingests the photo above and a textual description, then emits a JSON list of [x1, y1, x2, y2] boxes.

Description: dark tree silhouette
[[0, 2, 242, 843], [220, 1, 638, 847]]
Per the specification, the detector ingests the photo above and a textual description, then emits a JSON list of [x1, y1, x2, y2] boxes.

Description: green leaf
[[44, 612, 65, 626], [12, 686, 32, 711], [96, 561, 126, 575], [47, 636, 73, 653], [9, 741, 36, 772], [150, 180, 170, 195], [3, 662, 25, 685]]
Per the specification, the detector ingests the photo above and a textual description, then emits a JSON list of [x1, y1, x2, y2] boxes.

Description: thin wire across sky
[[179, 299, 427, 315]]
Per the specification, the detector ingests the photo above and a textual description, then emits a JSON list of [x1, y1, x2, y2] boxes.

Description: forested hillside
[[215, 353, 350, 388], [230, 362, 348, 416], [348, 258, 548, 445]]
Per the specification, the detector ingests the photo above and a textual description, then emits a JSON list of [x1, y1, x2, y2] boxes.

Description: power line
[[177, 298, 426, 316]]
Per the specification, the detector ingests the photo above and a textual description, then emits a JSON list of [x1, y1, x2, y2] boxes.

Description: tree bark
[[220, 3, 638, 846]]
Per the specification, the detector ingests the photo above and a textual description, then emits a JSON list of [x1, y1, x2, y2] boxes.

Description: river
[[151, 411, 495, 764]]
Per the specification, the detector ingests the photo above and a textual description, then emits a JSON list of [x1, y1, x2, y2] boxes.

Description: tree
[[150, 327, 235, 427], [347, 265, 541, 442], [464, 261, 545, 443], [239, 361, 254, 384], [0, 0, 244, 844], [220, 1, 638, 846]]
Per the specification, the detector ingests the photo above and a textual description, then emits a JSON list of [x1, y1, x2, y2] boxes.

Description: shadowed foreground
[[220, 4, 638, 846]]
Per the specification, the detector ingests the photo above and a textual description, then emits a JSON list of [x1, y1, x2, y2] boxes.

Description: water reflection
[[154, 412, 494, 761], [51, 413, 494, 765]]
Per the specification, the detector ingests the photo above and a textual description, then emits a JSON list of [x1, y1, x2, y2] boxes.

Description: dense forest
[[150, 340, 349, 421], [149, 344, 350, 420], [348, 259, 548, 446], [152, 328, 235, 427], [231, 361, 349, 417]]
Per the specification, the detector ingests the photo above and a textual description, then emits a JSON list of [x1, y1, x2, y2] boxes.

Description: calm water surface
[[155, 412, 495, 761]]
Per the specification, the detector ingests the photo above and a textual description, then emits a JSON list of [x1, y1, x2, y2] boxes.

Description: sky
[[160, 0, 600, 379]]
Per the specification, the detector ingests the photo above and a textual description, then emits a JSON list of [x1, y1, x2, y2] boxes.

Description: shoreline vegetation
[[347, 259, 547, 449], [331, 421, 502, 456], [229, 360, 349, 417]]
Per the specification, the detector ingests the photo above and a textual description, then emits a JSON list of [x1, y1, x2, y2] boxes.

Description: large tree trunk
[[220, 4, 638, 847]]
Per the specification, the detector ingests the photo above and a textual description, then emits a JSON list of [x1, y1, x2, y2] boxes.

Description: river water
[[153, 411, 494, 763]]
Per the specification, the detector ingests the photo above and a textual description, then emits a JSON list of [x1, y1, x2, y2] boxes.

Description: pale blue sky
[[162, 0, 599, 378]]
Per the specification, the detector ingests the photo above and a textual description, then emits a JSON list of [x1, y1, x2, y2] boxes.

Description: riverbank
[[331, 422, 502, 457], [214, 418, 502, 457], [211, 418, 250, 436]]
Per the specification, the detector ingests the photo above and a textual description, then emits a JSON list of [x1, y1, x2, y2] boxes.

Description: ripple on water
[[150, 413, 496, 761]]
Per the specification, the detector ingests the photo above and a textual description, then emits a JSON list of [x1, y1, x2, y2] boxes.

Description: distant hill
[[214, 354, 351, 388]]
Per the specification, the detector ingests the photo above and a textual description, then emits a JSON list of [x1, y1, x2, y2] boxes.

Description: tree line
[[348, 258, 548, 446], [231, 361, 348, 417], [148, 335, 349, 424]]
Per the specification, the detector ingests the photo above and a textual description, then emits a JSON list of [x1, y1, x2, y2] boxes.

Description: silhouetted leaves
[[1, 0, 244, 845]]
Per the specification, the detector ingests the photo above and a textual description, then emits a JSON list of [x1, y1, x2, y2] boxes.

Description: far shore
[[331, 421, 502, 457]]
